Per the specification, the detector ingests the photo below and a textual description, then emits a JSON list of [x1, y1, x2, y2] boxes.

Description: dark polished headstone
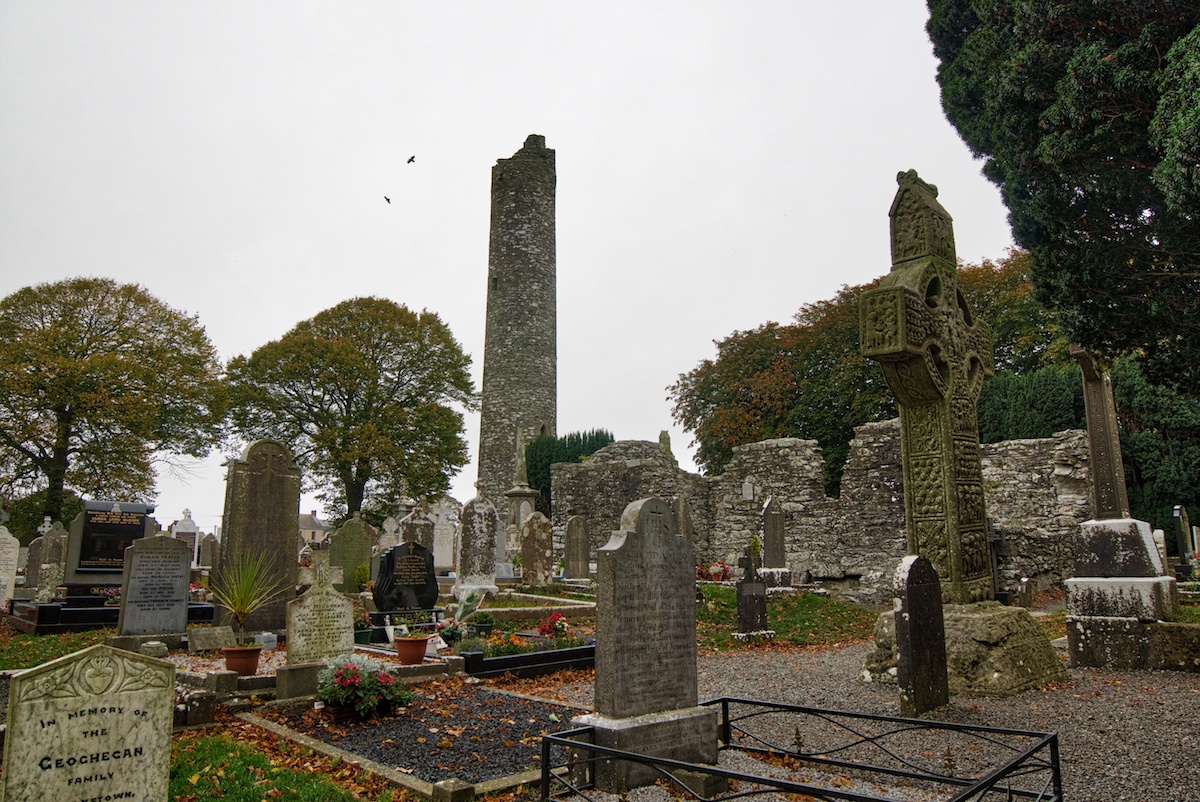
[[894, 555, 949, 717], [735, 578, 768, 634], [374, 541, 438, 611]]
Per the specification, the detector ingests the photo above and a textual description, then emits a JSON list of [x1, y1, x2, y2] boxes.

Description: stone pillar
[[1069, 344, 1131, 520], [564, 515, 589, 579], [893, 556, 949, 717], [477, 135, 557, 506]]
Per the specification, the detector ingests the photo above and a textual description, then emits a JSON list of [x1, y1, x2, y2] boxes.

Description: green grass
[[170, 733, 400, 802], [0, 624, 113, 670], [1175, 604, 1200, 625], [695, 585, 877, 650], [1035, 609, 1067, 640]]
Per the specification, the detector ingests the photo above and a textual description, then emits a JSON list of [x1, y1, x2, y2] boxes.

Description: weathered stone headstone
[[564, 515, 589, 579], [27, 521, 68, 594], [36, 563, 64, 603], [673, 494, 698, 555], [378, 515, 400, 552], [195, 532, 219, 570], [216, 439, 301, 631], [519, 511, 554, 587], [1, 644, 174, 801], [187, 625, 235, 652], [287, 551, 354, 665], [1070, 345, 1131, 519], [860, 171, 995, 604], [329, 513, 373, 593], [171, 508, 200, 566], [734, 576, 769, 637], [429, 495, 460, 570], [860, 171, 1065, 694], [401, 507, 435, 552], [64, 501, 155, 585], [573, 497, 717, 791], [374, 541, 438, 611], [0, 525, 19, 601], [762, 496, 785, 568], [454, 495, 500, 600], [893, 555, 949, 717], [118, 535, 191, 636], [1174, 505, 1193, 580]]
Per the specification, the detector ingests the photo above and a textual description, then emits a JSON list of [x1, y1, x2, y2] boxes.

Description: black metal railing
[[540, 698, 1062, 802]]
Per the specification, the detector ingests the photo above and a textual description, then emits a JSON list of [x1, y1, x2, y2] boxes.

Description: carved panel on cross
[[906, 404, 942, 456], [860, 287, 906, 357], [910, 456, 946, 517], [914, 519, 949, 572]]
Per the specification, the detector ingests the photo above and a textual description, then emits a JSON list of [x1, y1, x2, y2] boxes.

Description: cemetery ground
[[1, 590, 1198, 801]]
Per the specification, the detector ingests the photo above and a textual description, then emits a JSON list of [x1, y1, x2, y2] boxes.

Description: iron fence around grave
[[541, 697, 1061, 802]]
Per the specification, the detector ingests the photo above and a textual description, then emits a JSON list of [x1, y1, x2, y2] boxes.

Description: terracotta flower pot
[[393, 636, 431, 665], [222, 645, 263, 676]]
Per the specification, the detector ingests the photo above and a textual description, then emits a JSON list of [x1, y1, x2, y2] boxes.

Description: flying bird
[[407, 155, 415, 163], [384, 196, 391, 204]]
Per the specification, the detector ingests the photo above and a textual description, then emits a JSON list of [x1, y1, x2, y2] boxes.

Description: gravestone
[[1070, 345, 1131, 519], [36, 563, 64, 603], [171, 509, 200, 567], [564, 515, 589, 579], [734, 576, 769, 639], [195, 533, 219, 570], [378, 515, 400, 552], [758, 496, 792, 588], [27, 521, 68, 594], [216, 439, 300, 632], [401, 507, 435, 552], [429, 495, 460, 570], [187, 625, 235, 652], [287, 551, 354, 665], [860, 171, 1065, 694], [374, 541, 438, 611], [118, 535, 191, 636], [573, 497, 717, 791], [0, 525, 19, 602], [1174, 505, 1193, 580], [519, 511, 554, 587], [454, 495, 500, 600], [329, 513, 372, 593], [674, 494, 698, 555], [1, 644, 174, 801], [64, 501, 155, 585], [860, 171, 995, 604], [893, 555, 949, 717]]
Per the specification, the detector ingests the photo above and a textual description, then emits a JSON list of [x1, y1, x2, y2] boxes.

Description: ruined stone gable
[[550, 421, 1090, 606]]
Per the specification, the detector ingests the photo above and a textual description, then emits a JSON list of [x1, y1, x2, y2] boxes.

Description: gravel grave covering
[[256, 678, 577, 784]]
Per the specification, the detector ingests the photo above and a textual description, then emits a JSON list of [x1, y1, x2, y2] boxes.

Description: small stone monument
[[2, 644, 174, 801], [287, 550, 354, 665], [520, 511, 554, 587], [860, 171, 1065, 694], [401, 506, 436, 552], [504, 428, 541, 559], [454, 494, 500, 600], [429, 495, 460, 570], [893, 555, 949, 717], [36, 563, 64, 603], [216, 439, 301, 631], [171, 509, 200, 566], [1174, 505, 1193, 581], [118, 535, 191, 636], [64, 501, 155, 585], [734, 576, 771, 641], [378, 515, 401, 552], [27, 521, 68, 595], [564, 515, 589, 579], [759, 496, 792, 588], [0, 525, 19, 602], [572, 497, 718, 791], [196, 532, 219, 570], [329, 512, 373, 593]]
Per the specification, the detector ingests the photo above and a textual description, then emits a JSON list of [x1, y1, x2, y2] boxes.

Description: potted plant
[[471, 611, 496, 638], [317, 654, 413, 720], [100, 587, 121, 606], [209, 551, 288, 676], [393, 625, 434, 665], [353, 605, 373, 645], [436, 617, 463, 644]]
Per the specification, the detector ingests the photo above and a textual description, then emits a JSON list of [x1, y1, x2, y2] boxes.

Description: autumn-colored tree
[[226, 297, 476, 517], [0, 278, 226, 522]]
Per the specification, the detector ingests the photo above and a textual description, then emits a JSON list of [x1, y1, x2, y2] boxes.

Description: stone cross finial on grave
[[1069, 344, 1131, 520], [861, 170, 996, 604], [36, 515, 52, 535], [298, 549, 343, 587]]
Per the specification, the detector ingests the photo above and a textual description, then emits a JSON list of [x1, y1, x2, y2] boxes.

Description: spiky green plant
[[209, 552, 288, 645]]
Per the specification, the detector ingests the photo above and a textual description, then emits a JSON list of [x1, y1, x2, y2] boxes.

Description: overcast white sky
[[0, 2, 1013, 533]]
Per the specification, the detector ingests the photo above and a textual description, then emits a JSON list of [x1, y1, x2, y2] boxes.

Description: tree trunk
[[43, 408, 72, 522]]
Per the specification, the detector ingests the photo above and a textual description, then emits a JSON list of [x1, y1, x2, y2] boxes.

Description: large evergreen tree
[[926, 2, 1200, 392], [0, 278, 226, 522], [226, 297, 476, 517]]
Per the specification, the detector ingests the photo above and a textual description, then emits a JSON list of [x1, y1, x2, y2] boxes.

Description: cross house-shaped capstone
[[860, 170, 996, 603]]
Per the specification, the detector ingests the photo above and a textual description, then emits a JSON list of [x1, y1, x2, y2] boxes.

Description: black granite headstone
[[373, 541, 438, 611], [736, 578, 768, 634], [894, 555, 949, 717]]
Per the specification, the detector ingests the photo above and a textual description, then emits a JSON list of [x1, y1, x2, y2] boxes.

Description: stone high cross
[[861, 171, 996, 603]]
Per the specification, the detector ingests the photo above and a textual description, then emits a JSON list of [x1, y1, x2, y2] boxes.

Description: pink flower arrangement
[[317, 655, 412, 716]]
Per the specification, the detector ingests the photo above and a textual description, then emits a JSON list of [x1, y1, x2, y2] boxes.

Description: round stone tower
[[477, 134, 557, 505]]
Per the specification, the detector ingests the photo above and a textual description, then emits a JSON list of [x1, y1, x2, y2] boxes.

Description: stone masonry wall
[[551, 421, 1091, 607]]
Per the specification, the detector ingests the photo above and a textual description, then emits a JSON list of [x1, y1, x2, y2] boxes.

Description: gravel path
[[496, 642, 1200, 802]]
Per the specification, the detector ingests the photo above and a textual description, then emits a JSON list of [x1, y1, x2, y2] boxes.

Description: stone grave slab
[[187, 625, 236, 652], [118, 535, 191, 636], [0, 525, 19, 601], [734, 578, 770, 639], [329, 513, 372, 593], [573, 496, 717, 791], [27, 522, 68, 595], [520, 511, 554, 587], [893, 555, 949, 716], [1, 644, 174, 801], [287, 552, 354, 665], [454, 495, 499, 600], [564, 515, 589, 579]]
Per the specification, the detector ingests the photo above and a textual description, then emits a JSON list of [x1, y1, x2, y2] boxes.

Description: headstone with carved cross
[[860, 170, 996, 604], [288, 549, 354, 665]]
